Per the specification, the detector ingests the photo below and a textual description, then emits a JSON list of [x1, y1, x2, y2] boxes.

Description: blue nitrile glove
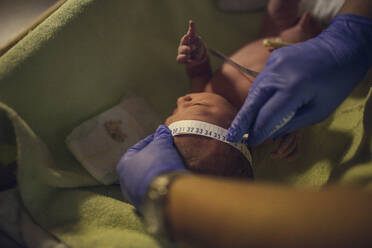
[[117, 125, 187, 209], [227, 14, 372, 146]]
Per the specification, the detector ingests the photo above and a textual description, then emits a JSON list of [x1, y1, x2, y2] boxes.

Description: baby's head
[[165, 92, 252, 178]]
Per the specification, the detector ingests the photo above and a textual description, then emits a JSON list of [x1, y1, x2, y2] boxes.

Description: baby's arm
[[177, 20, 212, 92]]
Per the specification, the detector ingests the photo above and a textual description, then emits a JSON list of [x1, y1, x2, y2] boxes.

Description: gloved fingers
[[227, 78, 275, 142], [123, 125, 174, 158], [269, 126, 290, 140], [248, 92, 301, 146], [153, 125, 174, 143], [268, 105, 317, 140]]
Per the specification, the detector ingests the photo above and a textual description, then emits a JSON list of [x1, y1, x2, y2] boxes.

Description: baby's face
[[165, 92, 251, 178], [165, 92, 237, 128]]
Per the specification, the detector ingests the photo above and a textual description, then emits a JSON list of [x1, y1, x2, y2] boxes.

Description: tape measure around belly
[[168, 120, 252, 165]]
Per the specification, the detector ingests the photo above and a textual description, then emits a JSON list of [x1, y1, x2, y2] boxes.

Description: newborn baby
[[166, 0, 323, 178]]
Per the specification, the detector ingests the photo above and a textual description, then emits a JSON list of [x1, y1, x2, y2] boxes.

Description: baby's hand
[[177, 20, 207, 67], [270, 132, 301, 161]]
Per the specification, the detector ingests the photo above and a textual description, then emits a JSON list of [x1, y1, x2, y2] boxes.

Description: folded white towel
[[66, 94, 161, 185]]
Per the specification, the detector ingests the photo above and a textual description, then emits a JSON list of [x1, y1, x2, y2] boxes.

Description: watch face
[[141, 174, 170, 235], [141, 172, 187, 237], [152, 176, 171, 196]]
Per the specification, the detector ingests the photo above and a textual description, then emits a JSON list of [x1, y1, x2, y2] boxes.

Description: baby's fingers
[[177, 45, 191, 64], [271, 132, 300, 160], [178, 45, 191, 55], [271, 134, 296, 159], [180, 34, 190, 45], [187, 20, 196, 38], [180, 20, 196, 45], [177, 54, 188, 64]]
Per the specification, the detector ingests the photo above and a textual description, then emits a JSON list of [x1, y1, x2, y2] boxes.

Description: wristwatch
[[140, 171, 188, 239]]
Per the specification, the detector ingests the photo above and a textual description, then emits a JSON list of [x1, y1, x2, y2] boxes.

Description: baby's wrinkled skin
[[165, 93, 237, 129], [167, 1, 323, 175]]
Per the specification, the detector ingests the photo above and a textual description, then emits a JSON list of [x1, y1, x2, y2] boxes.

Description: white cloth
[[299, 0, 345, 24], [66, 94, 161, 185], [218, 0, 346, 24]]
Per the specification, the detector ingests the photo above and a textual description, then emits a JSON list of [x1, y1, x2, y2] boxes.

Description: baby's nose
[[177, 95, 192, 106]]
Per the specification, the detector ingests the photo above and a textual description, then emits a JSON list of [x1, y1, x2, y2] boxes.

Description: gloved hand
[[117, 125, 187, 209], [227, 14, 372, 146]]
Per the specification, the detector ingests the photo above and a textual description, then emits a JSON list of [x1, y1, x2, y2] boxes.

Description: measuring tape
[[168, 120, 252, 165]]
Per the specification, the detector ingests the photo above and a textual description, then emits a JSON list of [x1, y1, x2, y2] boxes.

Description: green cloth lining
[[0, 0, 372, 247], [0, 0, 262, 246]]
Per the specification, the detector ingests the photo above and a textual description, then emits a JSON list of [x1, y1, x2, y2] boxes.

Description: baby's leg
[[260, 0, 301, 37], [278, 12, 323, 43], [263, 12, 324, 51]]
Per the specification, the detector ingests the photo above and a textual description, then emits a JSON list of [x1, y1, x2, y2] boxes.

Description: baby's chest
[[206, 39, 270, 108], [205, 67, 253, 109]]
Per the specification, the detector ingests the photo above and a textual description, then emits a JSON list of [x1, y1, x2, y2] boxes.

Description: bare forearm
[[340, 0, 372, 18], [166, 175, 372, 248]]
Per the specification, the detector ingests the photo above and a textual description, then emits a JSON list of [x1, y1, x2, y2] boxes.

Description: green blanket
[[0, 0, 262, 247], [0, 0, 371, 247]]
